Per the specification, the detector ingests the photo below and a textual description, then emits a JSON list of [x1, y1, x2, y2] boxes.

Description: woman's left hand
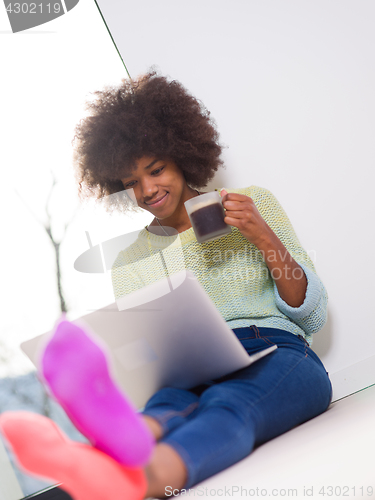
[[221, 189, 308, 307], [221, 189, 272, 248]]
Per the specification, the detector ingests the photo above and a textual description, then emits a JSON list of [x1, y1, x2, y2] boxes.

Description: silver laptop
[[21, 270, 276, 409]]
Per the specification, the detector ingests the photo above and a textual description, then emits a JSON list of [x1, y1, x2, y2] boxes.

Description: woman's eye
[[124, 181, 136, 188], [151, 166, 165, 175]]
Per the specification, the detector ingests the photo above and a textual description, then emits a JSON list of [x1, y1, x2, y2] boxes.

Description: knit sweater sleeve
[[249, 186, 328, 335]]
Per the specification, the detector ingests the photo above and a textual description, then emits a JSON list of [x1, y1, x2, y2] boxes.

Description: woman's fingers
[[220, 192, 271, 246], [223, 216, 241, 227], [222, 194, 254, 210], [222, 192, 249, 202], [224, 210, 251, 220]]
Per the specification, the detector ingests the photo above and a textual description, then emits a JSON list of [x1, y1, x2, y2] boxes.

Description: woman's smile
[[145, 192, 169, 208]]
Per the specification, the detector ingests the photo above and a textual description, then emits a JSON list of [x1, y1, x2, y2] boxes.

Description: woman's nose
[[140, 177, 158, 199]]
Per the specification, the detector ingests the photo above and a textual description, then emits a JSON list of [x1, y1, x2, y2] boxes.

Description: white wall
[[95, 0, 375, 385]]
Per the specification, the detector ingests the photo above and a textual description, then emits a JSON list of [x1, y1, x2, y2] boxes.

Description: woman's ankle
[[142, 415, 164, 441], [144, 443, 188, 499]]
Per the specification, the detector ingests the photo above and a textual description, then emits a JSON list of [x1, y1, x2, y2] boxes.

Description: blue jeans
[[142, 326, 332, 488]]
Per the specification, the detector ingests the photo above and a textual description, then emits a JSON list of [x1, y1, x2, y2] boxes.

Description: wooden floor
[[170, 384, 375, 499]]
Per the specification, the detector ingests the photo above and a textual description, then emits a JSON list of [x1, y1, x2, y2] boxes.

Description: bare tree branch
[[14, 189, 45, 228], [7, 174, 76, 419], [13, 171, 74, 313], [44, 171, 57, 224]]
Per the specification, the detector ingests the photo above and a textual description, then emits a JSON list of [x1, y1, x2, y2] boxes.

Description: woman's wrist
[[254, 229, 308, 308]]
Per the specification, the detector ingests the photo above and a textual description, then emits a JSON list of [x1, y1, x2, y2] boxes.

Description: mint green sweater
[[112, 186, 327, 346]]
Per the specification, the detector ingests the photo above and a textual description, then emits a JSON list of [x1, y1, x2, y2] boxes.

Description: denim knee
[[197, 383, 253, 426], [142, 387, 199, 435]]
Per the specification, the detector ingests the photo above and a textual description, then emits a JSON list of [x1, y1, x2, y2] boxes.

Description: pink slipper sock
[[0, 411, 147, 500], [39, 319, 154, 467]]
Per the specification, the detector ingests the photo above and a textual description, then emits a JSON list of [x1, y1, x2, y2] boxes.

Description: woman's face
[[120, 156, 195, 223]]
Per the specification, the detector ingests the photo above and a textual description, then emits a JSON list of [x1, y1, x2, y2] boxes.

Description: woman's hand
[[221, 189, 307, 308], [220, 189, 272, 247]]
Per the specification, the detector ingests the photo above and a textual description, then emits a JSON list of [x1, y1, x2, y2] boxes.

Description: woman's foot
[[40, 319, 154, 466], [0, 411, 147, 500]]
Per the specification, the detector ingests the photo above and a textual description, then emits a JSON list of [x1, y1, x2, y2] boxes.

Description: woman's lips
[[145, 192, 168, 208]]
